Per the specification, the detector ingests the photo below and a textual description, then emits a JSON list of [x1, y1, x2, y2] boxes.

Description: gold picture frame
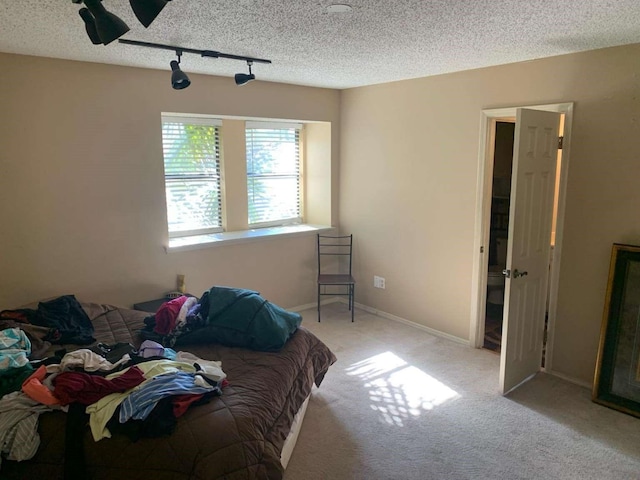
[[592, 243, 640, 417]]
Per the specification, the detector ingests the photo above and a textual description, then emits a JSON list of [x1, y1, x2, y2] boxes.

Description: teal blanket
[[180, 286, 302, 351]]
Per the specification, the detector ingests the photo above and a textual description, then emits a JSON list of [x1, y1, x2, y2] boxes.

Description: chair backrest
[[317, 234, 353, 276]]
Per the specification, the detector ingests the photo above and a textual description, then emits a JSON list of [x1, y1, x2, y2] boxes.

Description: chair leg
[[317, 284, 321, 322], [351, 284, 355, 322], [350, 285, 354, 310]]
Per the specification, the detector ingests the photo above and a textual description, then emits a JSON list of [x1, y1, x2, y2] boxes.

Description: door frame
[[469, 102, 574, 375]]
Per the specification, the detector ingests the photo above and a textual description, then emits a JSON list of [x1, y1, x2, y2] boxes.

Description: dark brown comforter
[[1, 302, 336, 480]]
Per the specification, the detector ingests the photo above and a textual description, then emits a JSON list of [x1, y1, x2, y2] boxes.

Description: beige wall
[[340, 43, 640, 384], [305, 122, 333, 225], [0, 53, 339, 310]]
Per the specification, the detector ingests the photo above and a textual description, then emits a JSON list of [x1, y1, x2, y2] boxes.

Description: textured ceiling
[[1, 1, 640, 89]]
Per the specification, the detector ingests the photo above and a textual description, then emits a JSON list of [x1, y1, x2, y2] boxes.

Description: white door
[[499, 108, 560, 394]]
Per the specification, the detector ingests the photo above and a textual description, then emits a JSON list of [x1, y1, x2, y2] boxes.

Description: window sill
[[166, 224, 334, 253]]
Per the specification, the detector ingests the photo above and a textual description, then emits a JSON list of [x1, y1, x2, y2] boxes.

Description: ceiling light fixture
[[78, 7, 102, 45], [129, 0, 172, 28], [234, 61, 255, 86], [119, 39, 271, 89], [73, 0, 173, 45], [170, 51, 190, 90], [73, 0, 130, 45]]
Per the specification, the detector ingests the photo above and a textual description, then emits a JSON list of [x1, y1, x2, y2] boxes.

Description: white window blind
[[246, 121, 302, 227], [161, 116, 223, 237]]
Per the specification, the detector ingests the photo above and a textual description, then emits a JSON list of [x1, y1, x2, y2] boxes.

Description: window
[[161, 115, 330, 251], [246, 121, 302, 227], [161, 115, 222, 237]]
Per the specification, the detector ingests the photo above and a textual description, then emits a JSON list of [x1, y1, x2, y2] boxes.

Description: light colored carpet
[[284, 303, 640, 480]]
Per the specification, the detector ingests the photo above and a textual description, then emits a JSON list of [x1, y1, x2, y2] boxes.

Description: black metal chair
[[317, 233, 355, 322]]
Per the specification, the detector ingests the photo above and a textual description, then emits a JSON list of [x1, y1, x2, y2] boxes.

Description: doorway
[[469, 103, 574, 390], [483, 121, 515, 354]]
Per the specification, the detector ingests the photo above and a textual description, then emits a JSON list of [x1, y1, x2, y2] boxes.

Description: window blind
[[246, 122, 302, 227], [161, 116, 223, 237]]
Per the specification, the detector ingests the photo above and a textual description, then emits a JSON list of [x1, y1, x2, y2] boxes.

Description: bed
[[0, 300, 336, 480]]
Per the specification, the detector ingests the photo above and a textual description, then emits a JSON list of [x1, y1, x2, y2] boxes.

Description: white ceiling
[[1, 1, 640, 90]]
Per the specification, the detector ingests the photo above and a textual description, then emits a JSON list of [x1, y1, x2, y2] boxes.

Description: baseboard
[[546, 369, 592, 389], [294, 296, 468, 346], [289, 297, 339, 313], [339, 298, 469, 346]]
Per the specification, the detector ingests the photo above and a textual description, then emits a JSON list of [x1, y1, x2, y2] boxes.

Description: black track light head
[[170, 58, 191, 90], [235, 61, 255, 86], [234, 73, 255, 86], [78, 8, 101, 45], [130, 0, 171, 28], [83, 0, 130, 45]]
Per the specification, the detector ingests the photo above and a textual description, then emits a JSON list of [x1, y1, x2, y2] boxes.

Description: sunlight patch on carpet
[[345, 351, 460, 426]]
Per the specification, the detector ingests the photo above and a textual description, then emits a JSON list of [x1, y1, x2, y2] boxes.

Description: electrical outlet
[[374, 275, 386, 289]]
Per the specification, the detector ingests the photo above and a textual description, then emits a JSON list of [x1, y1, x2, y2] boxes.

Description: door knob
[[512, 269, 528, 278], [502, 269, 510, 278]]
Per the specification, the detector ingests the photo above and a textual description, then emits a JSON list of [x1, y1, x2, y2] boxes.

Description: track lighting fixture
[[235, 61, 255, 86], [119, 39, 271, 89], [78, 8, 102, 45], [73, 0, 173, 45], [73, 0, 130, 45], [129, 0, 172, 28], [170, 52, 191, 90]]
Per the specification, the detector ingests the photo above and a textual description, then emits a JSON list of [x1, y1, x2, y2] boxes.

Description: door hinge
[[480, 246, 484, 253], [558, 136, 564, 150]]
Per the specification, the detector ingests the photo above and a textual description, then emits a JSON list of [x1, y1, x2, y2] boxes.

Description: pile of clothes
[[142, 286, 302, 351], [0, 295, 96, 348], [0, 295, 228, 474], [142, 294, 205, 347]]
